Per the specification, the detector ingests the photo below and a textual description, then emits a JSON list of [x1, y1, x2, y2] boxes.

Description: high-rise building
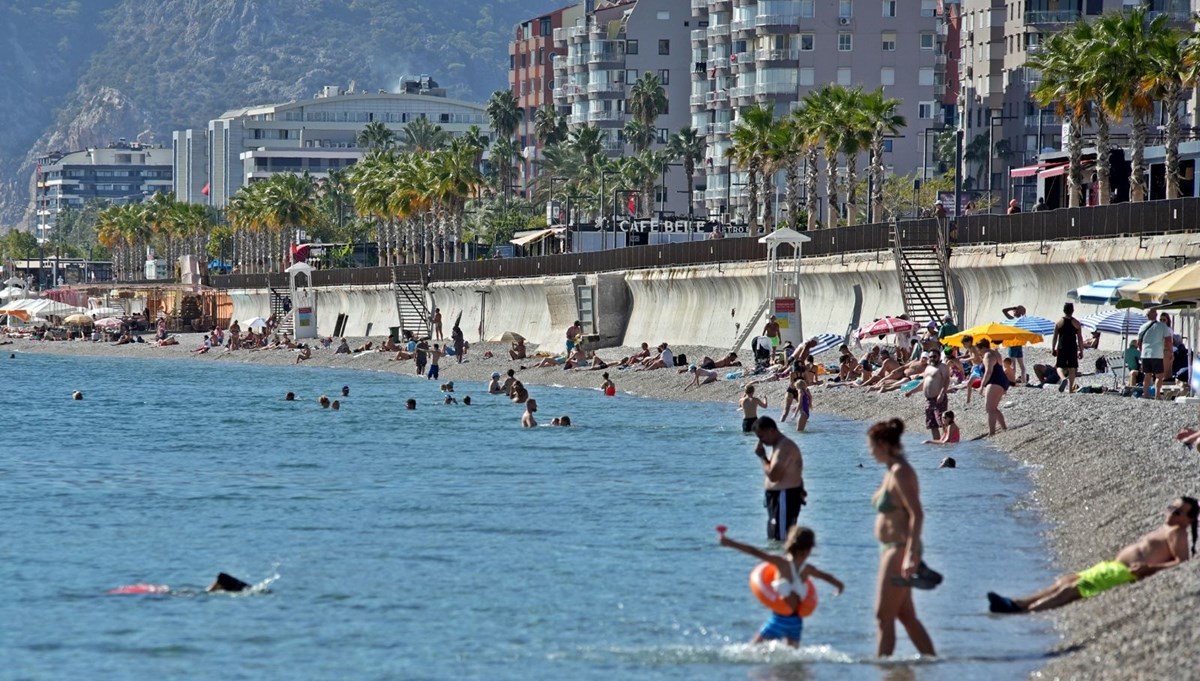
[[182, 79, 492, 208], [552, 0, 695, 217], [172, 128, 209, 204], [958, 0, 1195, 207], [510, 3, 586, 196], [690, 0, 951, 223], [33, 141, 172, 238]]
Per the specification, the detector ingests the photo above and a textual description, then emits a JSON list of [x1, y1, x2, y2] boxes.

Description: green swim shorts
[[1076, 560, 1136, 598]]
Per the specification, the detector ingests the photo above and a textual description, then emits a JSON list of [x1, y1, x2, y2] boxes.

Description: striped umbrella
[[1068, 277, 1143, 306], [1011, 315, 1055, 336], [1081, 309, 1145, 335], [856, 316, 919, 339], [807, 333, 844, 356]]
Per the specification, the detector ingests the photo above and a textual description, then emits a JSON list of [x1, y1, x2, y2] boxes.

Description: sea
[[1, 353, 1058, 680]]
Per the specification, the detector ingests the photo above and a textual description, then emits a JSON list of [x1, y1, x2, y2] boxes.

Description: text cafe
[[561, 218, 751, 250]]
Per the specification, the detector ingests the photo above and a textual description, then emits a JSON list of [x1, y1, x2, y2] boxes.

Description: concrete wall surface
[[224, 234, 1195, 352]]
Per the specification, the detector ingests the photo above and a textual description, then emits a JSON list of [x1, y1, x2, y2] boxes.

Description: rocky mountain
[[0, 0, 564, 229]]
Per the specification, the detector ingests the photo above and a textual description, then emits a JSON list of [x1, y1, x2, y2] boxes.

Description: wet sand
[[10, 333, 1199, 679]]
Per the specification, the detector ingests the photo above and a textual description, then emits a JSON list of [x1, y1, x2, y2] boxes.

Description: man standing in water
[[1051, 302, 1085, 393], [905, 351, 950, 441], [753, 416, 806, 541]]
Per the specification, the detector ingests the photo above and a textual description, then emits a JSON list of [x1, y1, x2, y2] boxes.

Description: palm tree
[[357, 121, 396, 150], [486, 89, 523, 140], [490, 137, 522, 198], [806, 85, 847, 226], [623, 119, 656, 153], [628, 72, 668, 128], [830, 87, 871, 224], [401, 118, 451, 153], [666, 127, 706, 221], [1093, 7, 1157, 202], [533, 103, 567, 147], [1030, 31, 1091, 207], [567, 126, 604, 165], [1142, 18, 1199, 200], [729, 104, 777, 235], [259, 173, 318, 269], [789, 102, 822, 229], [861, 88, 906, 222]]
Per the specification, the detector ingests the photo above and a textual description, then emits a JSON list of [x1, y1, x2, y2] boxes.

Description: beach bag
[[1095, 356, 1109, 374]]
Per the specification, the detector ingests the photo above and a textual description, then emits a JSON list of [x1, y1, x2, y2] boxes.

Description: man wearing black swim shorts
[[753, 416, 806, 541], [739, 385, 767, 433]]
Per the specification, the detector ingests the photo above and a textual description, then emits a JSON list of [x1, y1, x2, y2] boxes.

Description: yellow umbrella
[[941, 322, 1043, 347], [1131, 261, 1200, 305], [64, 313, 95, 326]]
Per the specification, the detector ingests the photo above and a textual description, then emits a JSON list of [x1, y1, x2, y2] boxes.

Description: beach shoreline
[[10, 333, 1198, 678]]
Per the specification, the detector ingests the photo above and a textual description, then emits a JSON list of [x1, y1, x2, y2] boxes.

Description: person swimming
[[207, 572, 251, 593], [109, 572, 253, 595]]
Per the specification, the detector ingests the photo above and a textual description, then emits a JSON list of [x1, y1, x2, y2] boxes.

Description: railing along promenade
[[211, 198, 1200, 290]]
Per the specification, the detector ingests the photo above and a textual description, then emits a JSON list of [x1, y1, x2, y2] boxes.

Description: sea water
[[1, 354, 1057, 680]]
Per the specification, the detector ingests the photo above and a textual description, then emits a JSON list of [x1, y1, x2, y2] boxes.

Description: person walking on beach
[[753, 416, 806, 542], [739, 385, 768, 433], [451, 323, 465, 364], [988, 496, 1197, 613], [717, 525, 844, 647], [1051, 303, 1084, 393], [566, 320, 582, 354], [762, 316, 781, 355], [868, 419, 937, 658], [432, 308, 443, 340], [1137, 309, 1170, 400], [414, 339, 429, 377], [978, 338, 1010, 435], [905, 351, 950, 441]]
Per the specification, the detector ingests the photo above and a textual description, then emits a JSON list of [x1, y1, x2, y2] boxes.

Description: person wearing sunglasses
[[988, 496, 1198, 613]]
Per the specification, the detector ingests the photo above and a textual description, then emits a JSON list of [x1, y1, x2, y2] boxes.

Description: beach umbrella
[[1129, 261, 1200, 305], [1081, 310, 1144, 336], [0, 286, 27, 300], [498, 331, 525, 342], [807, 333, 844, 355], [1068, 277, 1142, 306], [64, 314, 94, 326], [243, 316, 269, 330], [856, 316, 919, 339], [942, 322, 1043, 347], [1010, 315, 1055, 336], [87, 306, 124, 318], [95, 317, 124, 330]]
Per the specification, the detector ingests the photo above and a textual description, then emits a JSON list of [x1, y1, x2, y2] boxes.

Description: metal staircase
[[891, 221, 955, 325], [731, 298, 771, 352], [392, 268, 432, 339], [269, 288, 295, 335]]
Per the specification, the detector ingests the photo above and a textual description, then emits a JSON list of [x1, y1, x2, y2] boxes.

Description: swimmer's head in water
[[463, 396, 471, 405], [319, 395, 330, 408], [341, 386, 350, 396], [72, 390, 83, 400], [285, 392, 295, 401], [405, 399, 416, 410], [559, 415, 571, 426], [526, 399, 537, 412], [331, 400, 340, 410], [207, 572, 250, 593], [939, 457, 957, 469]]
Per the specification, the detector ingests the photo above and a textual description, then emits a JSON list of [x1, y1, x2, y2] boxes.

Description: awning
[[510, 228, 563, 248], [1038, 160, 1093, 180], [1010, 162, 1063, 178]]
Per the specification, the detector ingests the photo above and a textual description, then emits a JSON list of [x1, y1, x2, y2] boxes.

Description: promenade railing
[[210, 197, 1200, 290]]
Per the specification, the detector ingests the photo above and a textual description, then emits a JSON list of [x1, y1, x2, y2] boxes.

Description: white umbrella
[[95, 317, 124, 330], [0, 286, 27, 300], [87, 306, 124, 318], [243, 316, 269, 330]]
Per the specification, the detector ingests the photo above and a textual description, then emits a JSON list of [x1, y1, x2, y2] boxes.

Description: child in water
[[923, 410, 960, 445], [718, 525, 844, 647]]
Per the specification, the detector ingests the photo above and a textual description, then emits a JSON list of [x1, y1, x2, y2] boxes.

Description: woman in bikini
[[978, 339, 1010, 436], [869, 418, 936, 658]]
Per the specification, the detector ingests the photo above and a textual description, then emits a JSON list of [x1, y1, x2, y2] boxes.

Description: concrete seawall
[[227, 234, 1190, 351]]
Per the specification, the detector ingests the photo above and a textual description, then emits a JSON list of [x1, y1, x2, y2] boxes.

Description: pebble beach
[[10, 333, 1199, 679]]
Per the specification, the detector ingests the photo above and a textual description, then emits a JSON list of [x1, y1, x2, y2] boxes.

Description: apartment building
[[959, 0, 1195, 207], [181, 78, 492, 208], [33, 141, 172, 238], [172, 128, 209, 204], [510, 3, 586, 196], [690, 0, 950, 222], [552, 0, 695, 216]]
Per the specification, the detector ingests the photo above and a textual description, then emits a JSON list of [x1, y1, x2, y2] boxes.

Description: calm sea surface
[[2, 353, 1056, 680]]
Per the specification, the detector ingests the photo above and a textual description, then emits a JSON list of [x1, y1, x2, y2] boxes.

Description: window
[[837, 67, 852, 85], [839, 0, 853, 18], [800, 33, 814, 50], [919, 67, 935, 86], [880, 67, 895, 85], [521, 54, 527, 67], [882, 0, 895, 17], [799, 68, 815, 86], [881, 31, 895, 51], [918, 101, 935, 119], [656, 10, 670, 20], [838, 32, 852, 51], [540, 18, 552, 36], [800, 0, 815, 18], [658, 69, 670, 85], [920, 0, 936, 17], [627, 69, 638, 82], [920, 32, 935, 50], [627, 39, 639, 55], [657, 128, 669, 144], [537, 48, 544, 64], [882, 139, 893, 153], [659, 39, 670, 55]]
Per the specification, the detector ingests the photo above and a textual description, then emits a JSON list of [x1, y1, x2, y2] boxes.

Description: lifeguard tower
[[286, 261, 317, 339], [732, 228, 812, 352]]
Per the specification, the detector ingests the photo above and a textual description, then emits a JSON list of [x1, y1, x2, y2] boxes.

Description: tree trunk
[[844, 152, 859, 225], [785, 159, 800, 230], [1095, 112, 1111, 206], [1165, 86, 1181, 200], [747, 164, 760, 236], [805, 147, 819, 230], [1130, 113, 1147, 202], [870, 135, 885, 222], [1066, 114, 1083, 208], [824, 148, 839, 227]]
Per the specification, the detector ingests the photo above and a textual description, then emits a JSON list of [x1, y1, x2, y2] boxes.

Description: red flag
[[201, 182, 210, 196], [627, 194, 636, 215]]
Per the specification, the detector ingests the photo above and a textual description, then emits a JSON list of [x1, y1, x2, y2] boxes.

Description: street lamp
[[989, 112, 1017, 212]]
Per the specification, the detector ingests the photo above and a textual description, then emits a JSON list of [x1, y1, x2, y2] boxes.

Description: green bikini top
[[872, 487, 897, 514]]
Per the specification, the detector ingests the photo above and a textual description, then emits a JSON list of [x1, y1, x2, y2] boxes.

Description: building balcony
[[588, 51, 625, 67], [710, 57, 730, 71], [707, 23, 731, 38], [568, 113, 588, 126], [568, 25, 588, 42], [711, 121, 730, 135], [730, 19, 754, 34], [756, 48, 799, 63], [691, 0, 708, 10], [756, 14, 800, 30], [706, 90, 730, 105], [935, 53, 947, 66], [1025, 112, 1061, 128], [601, 140, 624, 153], [691, 93, 709, 107], [704, 187, 728, 200], [692, 29, 708, 43], [553, 27, 568, 46], [732, 85, 755, 100], [730, 51, 753, 69], [588, 82, 625, 96], [755, 82, 797, 96], [709, 0, 731, 9], [1023, 10, 1081, 25], [588, 110, 624, 123]]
